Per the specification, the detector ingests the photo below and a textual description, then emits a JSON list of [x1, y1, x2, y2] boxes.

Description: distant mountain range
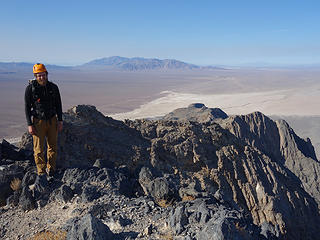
[[81, 56, 221, 71], [0, 62, 69, 73], [0, 56, 223, 72]]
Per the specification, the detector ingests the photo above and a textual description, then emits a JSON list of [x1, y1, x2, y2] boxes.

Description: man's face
[[35, 72, 48, 86]]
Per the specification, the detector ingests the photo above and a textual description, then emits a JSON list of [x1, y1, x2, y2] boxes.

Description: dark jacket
[[24, 80, 62, 126]]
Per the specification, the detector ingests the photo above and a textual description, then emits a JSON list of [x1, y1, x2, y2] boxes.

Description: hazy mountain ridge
[[0, 57, 223, 72], [0, 62, 70, 73], [82, 56, 217, 71]]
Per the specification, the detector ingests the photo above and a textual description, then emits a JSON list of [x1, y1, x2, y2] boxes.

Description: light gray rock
[[260, 221, 280, 239], [168, 206, 189, 235], [138, 167, 154, 195], [195, 207, 251, 240], [66, 214, 114, 240]]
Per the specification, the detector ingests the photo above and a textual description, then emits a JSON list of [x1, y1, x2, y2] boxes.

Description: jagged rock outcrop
[[127, 117, 320, 239], [163, 103, 228, 123], [219, 111, 320, 207], [11, 104, 320, 239], [1, 139, 25, 161]]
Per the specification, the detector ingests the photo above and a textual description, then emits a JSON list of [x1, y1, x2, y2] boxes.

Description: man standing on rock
[[24, 63, 63, 183]]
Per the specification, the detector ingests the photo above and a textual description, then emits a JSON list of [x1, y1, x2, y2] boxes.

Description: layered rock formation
[[127, 116, 319, 239], [1, 104, 320, 239], [219, 112, 320, 207]]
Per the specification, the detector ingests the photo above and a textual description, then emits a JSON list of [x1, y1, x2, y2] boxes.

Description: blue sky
[[1, 0, 319, 66]]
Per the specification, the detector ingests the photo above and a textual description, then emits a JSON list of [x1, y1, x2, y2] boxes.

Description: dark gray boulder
[[19, 186, 36, 211], [195, 206, 254, 240], [1, 139, 24, 161], [138, 167, 154, 195], [55, 185, 74, 203], [81, 184, 100, 203], [62, 167, 136, 198], [149, 177, 171, 201], [88, 202, 116, 219], [66, 213, 114, 240], [139, 172, 179, 204]]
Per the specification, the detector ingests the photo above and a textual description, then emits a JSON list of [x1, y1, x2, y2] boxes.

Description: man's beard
[[37, 78, 48, 86]]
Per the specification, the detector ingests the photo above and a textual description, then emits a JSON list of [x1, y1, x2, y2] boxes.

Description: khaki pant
[[32, 116, 58, 175]]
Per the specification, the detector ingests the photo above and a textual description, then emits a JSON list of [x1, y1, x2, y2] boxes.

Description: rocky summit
[[1, 103, 320, 240]]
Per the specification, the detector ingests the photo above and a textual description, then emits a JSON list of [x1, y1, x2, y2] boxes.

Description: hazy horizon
[[1, 56, 320, 69]]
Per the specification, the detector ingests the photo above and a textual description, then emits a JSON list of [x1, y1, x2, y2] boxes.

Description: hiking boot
[[33, 174, 49, 198], [48, 170, 55, 177], [35, 174, 48, 185], [47, 170, 57, 182]]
